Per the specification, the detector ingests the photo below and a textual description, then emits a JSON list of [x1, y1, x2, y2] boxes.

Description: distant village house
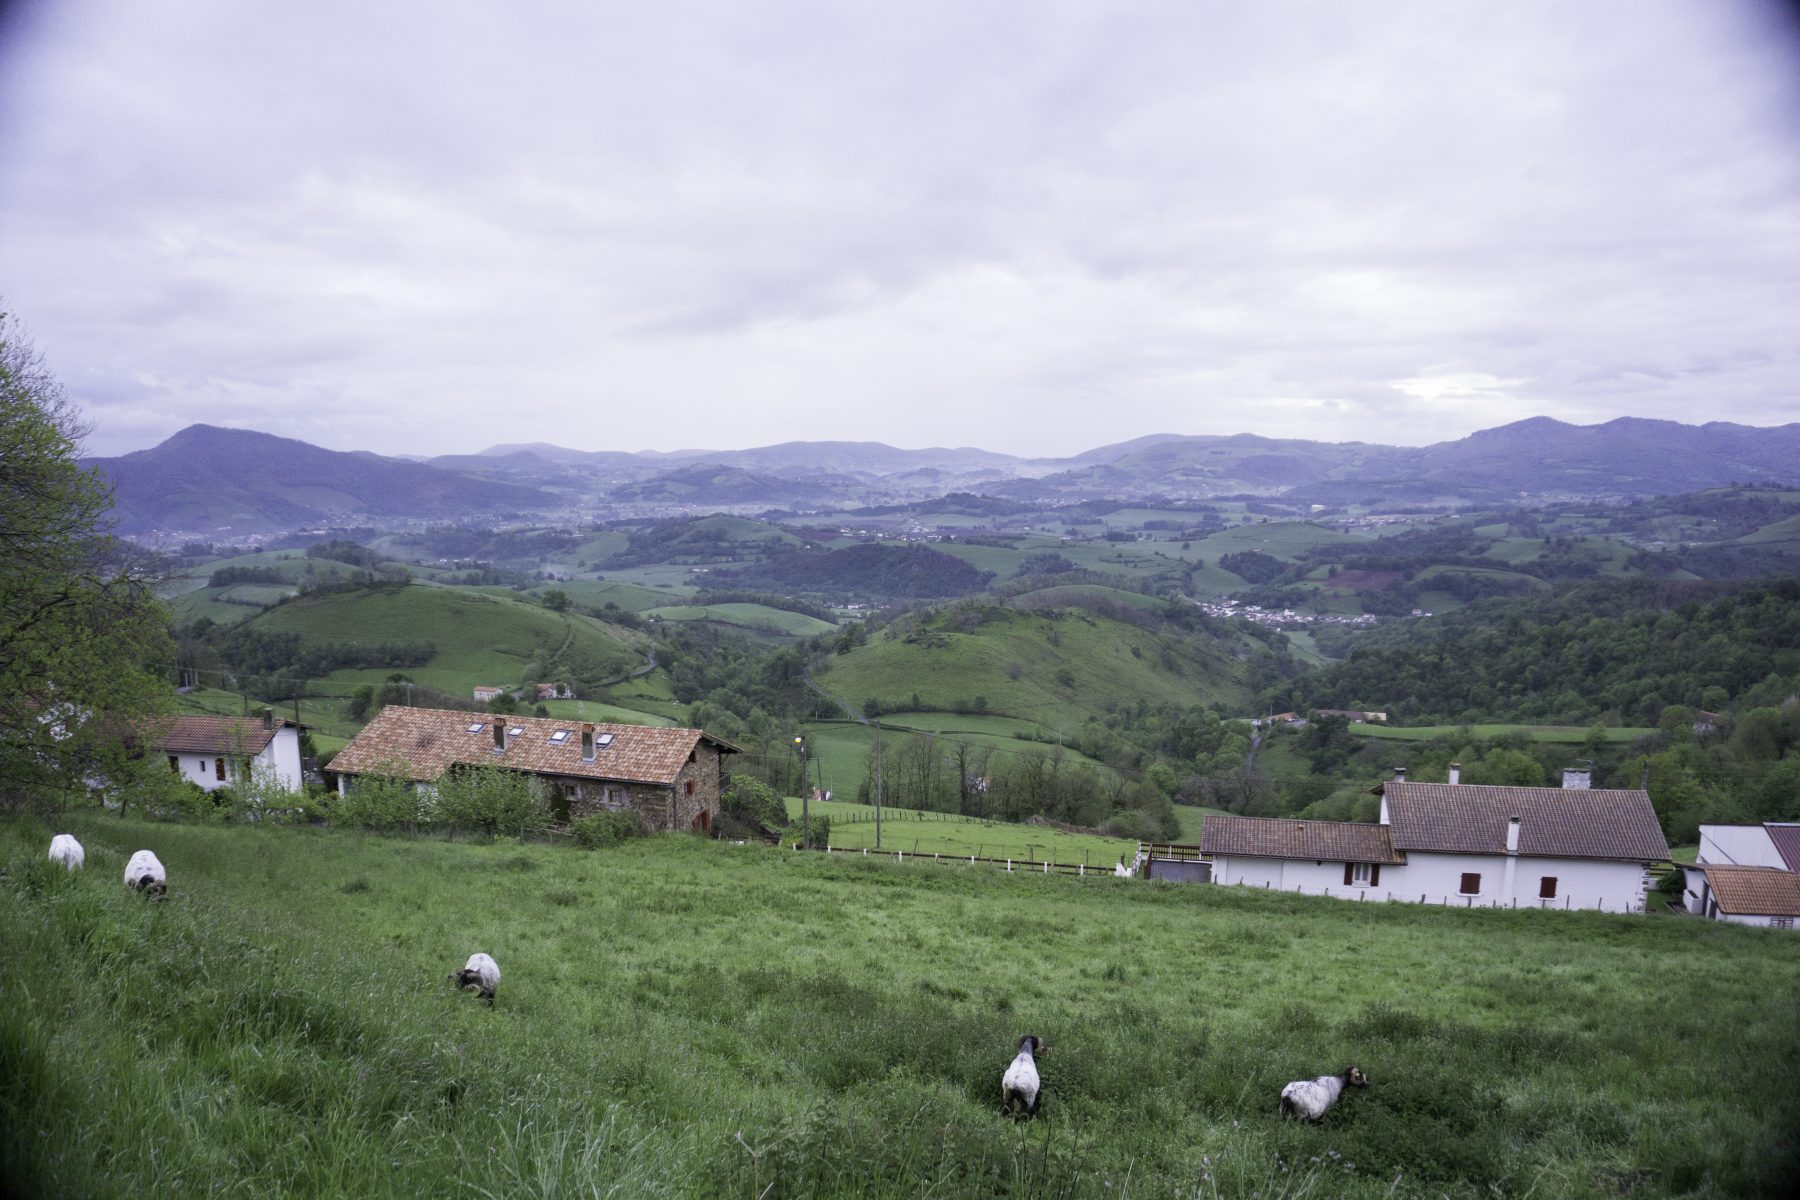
[[1682, 823, 1800, 929]]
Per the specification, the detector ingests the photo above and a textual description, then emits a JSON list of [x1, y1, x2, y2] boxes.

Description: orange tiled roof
[[1200, 814, 1405, 864], [328, 705, 737, 786], [1696, 864, 1800, 917], [1379, 781, 1669, 862]]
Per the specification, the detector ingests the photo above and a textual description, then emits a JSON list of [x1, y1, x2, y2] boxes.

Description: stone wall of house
[[553, 741, 730, 833]]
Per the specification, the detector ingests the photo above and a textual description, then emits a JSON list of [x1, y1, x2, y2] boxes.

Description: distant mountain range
[[85, 417, 1800, 537]]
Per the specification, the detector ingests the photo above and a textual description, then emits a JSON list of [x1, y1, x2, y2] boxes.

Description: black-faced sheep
[[1002, 1034, 1046, 1117], [123, 849, 166, 898], [48, 834, 84, 870], [451, 952, 501, 1006], [1279, 1066, 1368, 1122]]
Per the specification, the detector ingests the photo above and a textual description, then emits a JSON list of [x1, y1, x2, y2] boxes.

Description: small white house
[[1202, 816, 1403, 893], [152, 711, 305, 793], [1681, 864, 1800, 929], [1682, 823, 1800, 921]]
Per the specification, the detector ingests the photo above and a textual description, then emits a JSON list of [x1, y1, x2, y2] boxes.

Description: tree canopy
[[0, 310, 171, 800]]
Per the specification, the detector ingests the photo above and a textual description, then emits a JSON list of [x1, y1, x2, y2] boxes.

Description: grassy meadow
[[788, 796, 1139, 865], [4, 812, 1797, 1199]]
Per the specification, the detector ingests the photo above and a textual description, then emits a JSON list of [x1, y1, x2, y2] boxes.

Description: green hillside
[[6, 815, 1793, 1199], [816, 602, 1264, 727], [239, 583, 645, 697]]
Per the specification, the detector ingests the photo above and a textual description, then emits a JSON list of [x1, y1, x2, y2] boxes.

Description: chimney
[[1562, 763, 1591, 790], [261, 706, 274, 730], [1447, 762, 1460, 786], [492, 719, 506, 753], [1393, 766, 1406, 783], [1506, 815, 1521, 854], [581, 722, 595, 762]]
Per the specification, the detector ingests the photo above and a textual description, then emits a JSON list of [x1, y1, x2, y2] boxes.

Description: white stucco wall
[[1697, 825, 1782, 868], [1713, 911, 1799, 929], [1682, 865, 1711, 915], [1397, 852, 1647, 911], [1209, 856, 1386, 896]]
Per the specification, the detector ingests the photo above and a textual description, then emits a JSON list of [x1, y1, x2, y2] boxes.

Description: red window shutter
[[1460, 872, 1481, 894], [1539, 876, 1557, 899], [1371, 864, 1381, 887], [685, 779, 694, 796], [1343, 862, 1354, 886], [216, 758, 226, 781]]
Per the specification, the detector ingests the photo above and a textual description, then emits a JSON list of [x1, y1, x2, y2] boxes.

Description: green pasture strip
[[643, 603, 837, 638], [533, 698, 676, 727], [5, 813, 1795, 1199], [1349, 724, 1657, 743], [787, 797, 1138, 864]]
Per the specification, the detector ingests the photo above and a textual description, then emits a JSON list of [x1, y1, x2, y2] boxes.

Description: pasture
[[787, 796, 1139, 865], [1349, 723, 1657, 744], [4, 813, 1796, 1198]]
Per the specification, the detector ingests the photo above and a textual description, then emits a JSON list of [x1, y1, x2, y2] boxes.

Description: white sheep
[[1280, 1066, 1368, 1122], [451, 952, 501, 1006], [123, 849, 166, 898], [1001, 1034, 1046, 1117], [48, 834, 85, 870]]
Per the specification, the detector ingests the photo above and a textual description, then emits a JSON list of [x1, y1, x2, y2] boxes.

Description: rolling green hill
[[816, 601, 1265, 728], [231, 583, 646, 698]]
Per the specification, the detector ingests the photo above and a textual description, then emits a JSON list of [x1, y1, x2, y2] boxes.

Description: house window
[[1344, 862, 1373, 886], [1772, 917, 1794, 930], [1459, 872, 1482, 895], [1539, 876, 1558, 899], [168, 755, 180, 773], [685, 779, 695, 796], [216, 758, 227, 781]]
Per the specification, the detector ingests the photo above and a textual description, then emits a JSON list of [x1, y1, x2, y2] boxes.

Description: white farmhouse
[[1680, 822, 1800, 926], [1199, 771, 1669, 913], [1680, 864, 1800, 929], [151, 710, 305, 793]]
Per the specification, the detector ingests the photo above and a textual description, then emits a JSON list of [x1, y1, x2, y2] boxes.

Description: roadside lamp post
[[794, 736, 809, 850]]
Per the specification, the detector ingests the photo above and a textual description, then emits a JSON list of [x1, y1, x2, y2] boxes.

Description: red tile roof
[[1379, 781, 1669, 862], [145, 714, 290, 756], [328, 705, 737, 786], [1697, 865, 1800, 917], [1200, 815, 1405, 864], [1763, 824, 1800, 872]]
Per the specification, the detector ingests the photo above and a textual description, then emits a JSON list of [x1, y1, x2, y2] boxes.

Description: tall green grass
[[4, 813, 1797, 1198]]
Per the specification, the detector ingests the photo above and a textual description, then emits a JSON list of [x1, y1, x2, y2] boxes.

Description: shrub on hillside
[[722, 777, 787, 830], [571, 810, 646, 848], [435, 766, 548, 839]]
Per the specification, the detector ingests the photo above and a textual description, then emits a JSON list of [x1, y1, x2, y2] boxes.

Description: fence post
[[1007, 858, 1013, 872]]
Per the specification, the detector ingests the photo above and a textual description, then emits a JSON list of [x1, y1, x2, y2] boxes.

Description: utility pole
[[795, 736, 809, 850], [874, 723, 883, 850]]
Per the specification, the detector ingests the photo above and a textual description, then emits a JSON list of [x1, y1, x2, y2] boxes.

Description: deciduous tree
[[0, 310, 171, 802]]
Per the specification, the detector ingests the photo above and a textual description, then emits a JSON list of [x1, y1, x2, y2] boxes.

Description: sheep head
[[1344, 1066, 1369, 1088]]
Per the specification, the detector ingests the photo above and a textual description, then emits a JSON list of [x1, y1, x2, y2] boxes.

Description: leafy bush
[[571, 810, 645, 848], [790, 813, 830, 847], [331, 770, 426, 832], [435, 766, 549, 839], [721, 777, 786, 829]]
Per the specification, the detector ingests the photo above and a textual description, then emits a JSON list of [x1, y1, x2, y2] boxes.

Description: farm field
[[644, 602, 838, 640], [1349, 724, 1657, 744], [787, 796, 1139, 865], [796, 718, 1119, 804], [5, 813, 1796, 1198]]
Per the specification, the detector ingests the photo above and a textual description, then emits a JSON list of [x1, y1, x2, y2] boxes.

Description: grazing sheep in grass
[[1280, 1066, 1368, 1122], [451, 952, 501, 1006], [48, 834, 84, 870], [1001, 1034, 1046, 1117], [123, 849, 166, 898]]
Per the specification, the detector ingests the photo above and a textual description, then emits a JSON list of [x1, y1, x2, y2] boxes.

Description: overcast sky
[[2, 1, 1797, 460]]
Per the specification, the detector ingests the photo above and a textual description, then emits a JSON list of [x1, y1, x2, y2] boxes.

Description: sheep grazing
[[47, 834, 85, 871], [123, 849, 166, 898], [451, 952, 501, 1006], [1279, 1066, 1368, 1122], [1001, 1034, 1046, 1117]]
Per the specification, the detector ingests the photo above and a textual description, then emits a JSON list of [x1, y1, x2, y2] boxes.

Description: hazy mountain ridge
[[91, 417, 1800, 537]]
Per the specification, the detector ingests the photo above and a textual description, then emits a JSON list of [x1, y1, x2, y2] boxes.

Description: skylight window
[[548, 730, 570, 744], [466, 723, 485, 734], [596, 733, 614, 748], [508, 726, 525, 738]]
